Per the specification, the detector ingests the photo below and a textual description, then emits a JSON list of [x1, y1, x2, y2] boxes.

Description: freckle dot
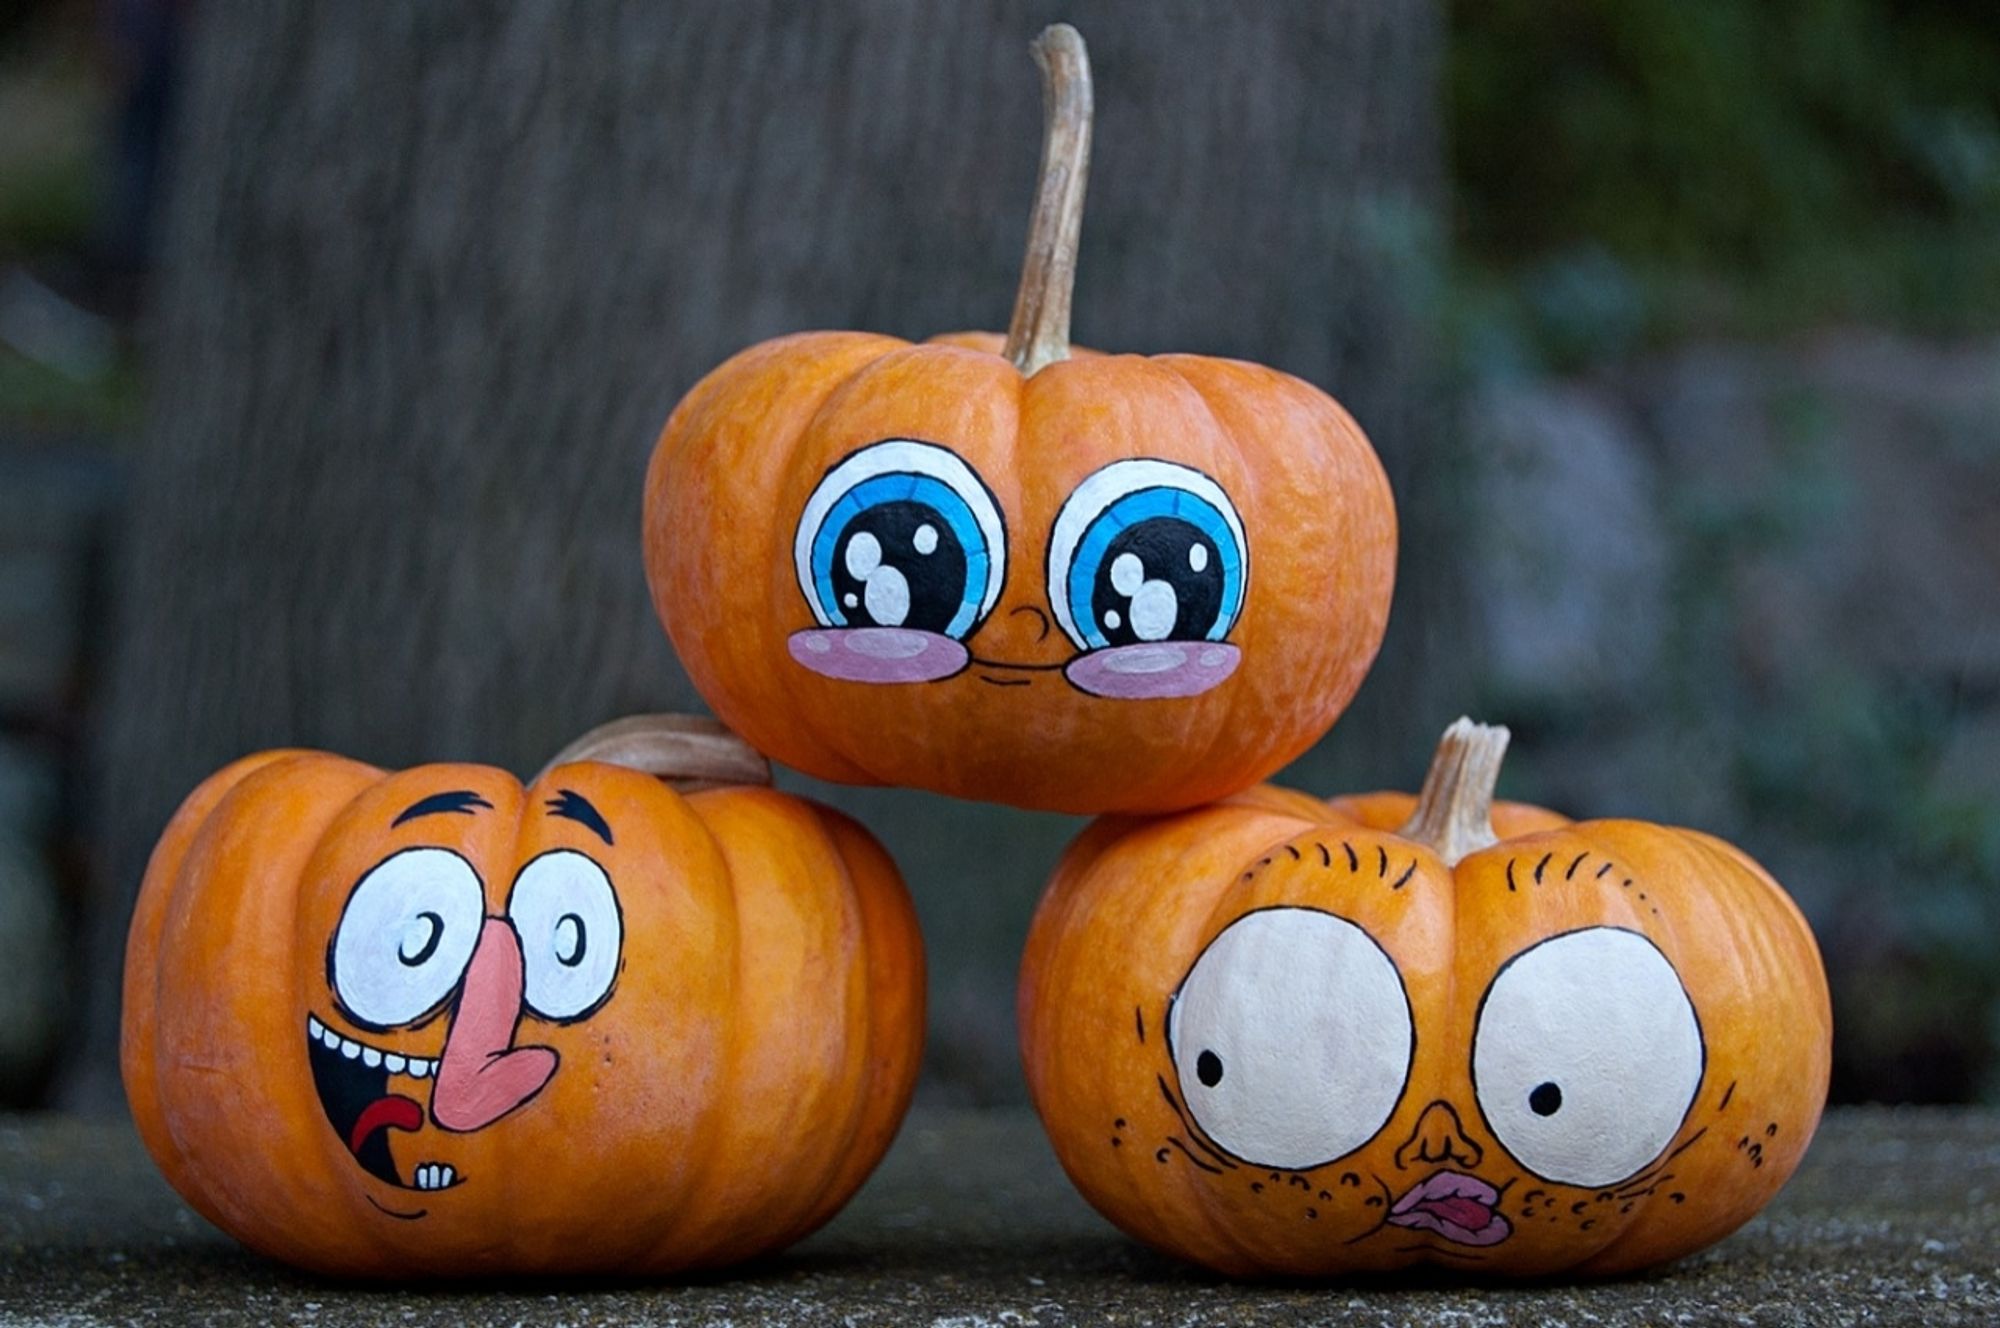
[[1306, 1208, 1318, 1220], [1114, 1118, 1126, 1129], [1110, 1138, 1122, 1148], [1670, 1193, 1686, 1203]]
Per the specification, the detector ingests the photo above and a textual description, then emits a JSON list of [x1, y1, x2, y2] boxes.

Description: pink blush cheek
[[788, 627, 969, 684], [1064, 642, 1241, 699]]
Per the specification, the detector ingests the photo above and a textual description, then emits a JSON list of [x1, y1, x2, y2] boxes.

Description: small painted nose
[[1395, 1099, 1485, 1172], [430, 917, 558, 1132], [969, 603, 1070, 668]]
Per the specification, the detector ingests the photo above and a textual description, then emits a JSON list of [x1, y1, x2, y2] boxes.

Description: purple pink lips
[[1387, 1171, 1513, 1247]]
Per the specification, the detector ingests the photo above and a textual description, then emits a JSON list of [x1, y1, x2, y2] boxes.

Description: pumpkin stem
[[536, 714, 771, 793], [1002, 23, 1092, 378], [1397, 717, 1511, 867]]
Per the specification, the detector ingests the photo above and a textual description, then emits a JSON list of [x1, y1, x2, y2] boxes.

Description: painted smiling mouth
[[1387, 1171, 1512, 1247], [305, 1014, 461, 1191]]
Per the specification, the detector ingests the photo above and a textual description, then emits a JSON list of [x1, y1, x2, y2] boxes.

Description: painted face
[[298, 788, 624, 1216], [125, 751, 926, 1276], [790, 442, 1248, 699], [645, 338, 1398, 813], [308, 787, 622, 1207], [1021, 800, 1830, 1278]]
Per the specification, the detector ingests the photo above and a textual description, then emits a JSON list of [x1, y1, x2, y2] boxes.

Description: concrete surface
[[0, 1106, 1993, 1326]]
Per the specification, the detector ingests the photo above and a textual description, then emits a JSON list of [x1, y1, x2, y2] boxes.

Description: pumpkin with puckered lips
[[1019, 720, 1832, 1278], [121, 723, 924, 1279], [642, 26, 1396, 815]]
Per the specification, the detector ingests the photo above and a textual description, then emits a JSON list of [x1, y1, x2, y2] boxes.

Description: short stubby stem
[[1397, 717, 1511, 867], [536, 714, 771, 792]]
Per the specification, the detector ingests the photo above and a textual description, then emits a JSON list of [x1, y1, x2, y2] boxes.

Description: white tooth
[[421, 1166, 435, 1190], [361, 1047, 382, 1069], [384, 1054, 406, 1074], [408, 1058, 431, 1079], [320, 1027, 340, 1050], [440, 1166, 454, 1187], [339, 1038, 361, 1060], [307, 1015, 324, 1038]]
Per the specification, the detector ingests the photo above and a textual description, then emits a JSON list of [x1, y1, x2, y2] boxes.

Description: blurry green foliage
[[1451, 0, 2000, 348], [0, 47, 101, 258]]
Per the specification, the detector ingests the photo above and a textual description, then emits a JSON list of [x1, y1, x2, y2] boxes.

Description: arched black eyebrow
[[392, 790, 494, 827], [546, 789, 613, 846]]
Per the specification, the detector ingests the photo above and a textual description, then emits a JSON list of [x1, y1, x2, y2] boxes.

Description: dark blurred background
[[0, 0, 1993, 1113]]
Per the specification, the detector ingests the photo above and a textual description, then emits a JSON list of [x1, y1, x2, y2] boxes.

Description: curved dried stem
[[1396, 717, 1511, 867], [1002, 23, 1092, 378], [536, 714, 770, 793]]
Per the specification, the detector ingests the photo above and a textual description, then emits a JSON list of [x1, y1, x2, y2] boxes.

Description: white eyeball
[[332, 848, 485, 1029], [1168, 907, 1412, 1170], [507, 851, 622, 1021], [1473, 927, 1704, 1187]]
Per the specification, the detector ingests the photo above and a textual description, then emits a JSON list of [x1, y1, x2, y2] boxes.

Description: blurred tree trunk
[[80, 1, 1451, 1104]]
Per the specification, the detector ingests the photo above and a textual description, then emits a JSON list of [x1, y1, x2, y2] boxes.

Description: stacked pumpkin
[[122, 22, 1829, 1283]]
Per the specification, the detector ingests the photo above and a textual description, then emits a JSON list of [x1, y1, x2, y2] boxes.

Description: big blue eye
[[793, 440, 1007, 640], [1046, 459, 1247, 651]]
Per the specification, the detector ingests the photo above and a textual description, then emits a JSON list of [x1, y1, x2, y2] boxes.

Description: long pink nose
[[430, 917, 558, 1132]]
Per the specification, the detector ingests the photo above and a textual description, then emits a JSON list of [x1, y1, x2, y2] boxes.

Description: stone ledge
[[0, 1106, 1993, 1326]]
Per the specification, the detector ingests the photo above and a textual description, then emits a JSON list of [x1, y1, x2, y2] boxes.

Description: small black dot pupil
[[1530, 1081, 1563, 1116], [1196, 1049, 1224, 1088]]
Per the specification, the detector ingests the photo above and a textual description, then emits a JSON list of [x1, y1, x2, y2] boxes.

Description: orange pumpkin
[[1019, 719, 1831, 1278], [121, 717, 924, 1278], [643, 25, 1395, 814]]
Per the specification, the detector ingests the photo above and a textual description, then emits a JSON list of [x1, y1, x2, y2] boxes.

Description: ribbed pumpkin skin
[[122, 752, 924, 1278], [1019, 785, 1831, 1279], [643, 331, 1396, 815]]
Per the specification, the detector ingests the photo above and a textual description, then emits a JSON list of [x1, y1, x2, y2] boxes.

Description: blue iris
[[1066, 486, 1244, 650], [808, 472, 990, 639]]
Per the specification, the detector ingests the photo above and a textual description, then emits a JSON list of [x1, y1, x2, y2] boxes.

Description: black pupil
[[1090, 516, 1224, 646], [831, 500, 967, 634], [399, 912, 443, 966], [1196, 1049, 1225, 1088], [1530, 1081, 1563, 1116], [557, 913, 587, 967]]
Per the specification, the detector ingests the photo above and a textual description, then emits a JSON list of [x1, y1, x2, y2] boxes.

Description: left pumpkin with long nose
[[121, 715, 926, 1279]]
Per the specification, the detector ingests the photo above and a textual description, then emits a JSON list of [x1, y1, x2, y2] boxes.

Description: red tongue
[[1422, 1195, 1495, 1232], [349, 1094, 423, 1154]]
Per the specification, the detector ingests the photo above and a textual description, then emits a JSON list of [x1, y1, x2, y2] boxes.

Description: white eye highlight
[[507, 851, 622, 1021], [332, 848, 484, 1029], [1473, 926, 1704, 1187], [1168, 907, 1412, 1170]]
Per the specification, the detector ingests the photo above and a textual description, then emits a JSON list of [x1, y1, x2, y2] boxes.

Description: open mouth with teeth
[[305, 1015, 461, 1192]]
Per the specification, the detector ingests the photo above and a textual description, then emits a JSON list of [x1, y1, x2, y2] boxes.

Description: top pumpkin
[[643, 26, 1396, 813]]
